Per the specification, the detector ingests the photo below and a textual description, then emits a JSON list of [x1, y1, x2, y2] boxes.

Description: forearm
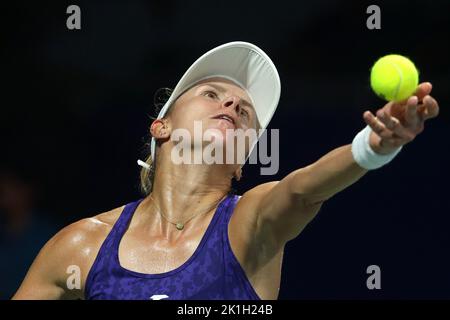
[[291, 144, 369, 204]]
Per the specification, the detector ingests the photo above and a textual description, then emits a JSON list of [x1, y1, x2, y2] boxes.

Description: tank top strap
[[109, 198, 143, 247], [220, 194, 241, 223], [84, 198, 143, 297]]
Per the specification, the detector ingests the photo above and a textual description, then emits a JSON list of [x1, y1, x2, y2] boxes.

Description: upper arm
[[248, 144, 372, 246], [240, 169, 324, 247], [12, 229, 73, 299], [12, 218, 108, 300]]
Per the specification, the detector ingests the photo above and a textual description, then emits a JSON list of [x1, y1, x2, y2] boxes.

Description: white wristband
[[351, 125, 403, 170]]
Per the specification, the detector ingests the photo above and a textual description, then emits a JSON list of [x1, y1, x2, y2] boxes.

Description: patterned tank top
[[85, 193, 261, 300]]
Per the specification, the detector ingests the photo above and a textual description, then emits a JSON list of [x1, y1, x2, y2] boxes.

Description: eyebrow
[[199, 83, 255, 110]]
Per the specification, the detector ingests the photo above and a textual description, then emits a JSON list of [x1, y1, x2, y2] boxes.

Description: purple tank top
[[85, 193, 261, 300]]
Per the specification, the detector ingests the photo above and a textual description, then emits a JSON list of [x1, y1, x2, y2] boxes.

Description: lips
[[211, 113, 236, 126]]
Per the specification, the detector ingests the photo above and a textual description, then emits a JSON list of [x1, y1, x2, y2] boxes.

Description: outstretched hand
[[363, 82, 440, 154]]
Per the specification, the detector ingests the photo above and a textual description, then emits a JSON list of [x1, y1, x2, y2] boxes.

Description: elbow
[[287, 171, 330, 206], [304, 192, 330, 207]]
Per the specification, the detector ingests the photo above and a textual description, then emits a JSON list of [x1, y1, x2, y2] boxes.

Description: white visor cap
[[149, 41, 281, 163]]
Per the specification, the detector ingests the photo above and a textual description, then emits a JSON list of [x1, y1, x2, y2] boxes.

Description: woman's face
[[159, 77, 259, 162]]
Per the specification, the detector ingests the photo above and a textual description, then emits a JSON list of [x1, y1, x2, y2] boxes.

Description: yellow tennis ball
[[370, 54, 419, 102]]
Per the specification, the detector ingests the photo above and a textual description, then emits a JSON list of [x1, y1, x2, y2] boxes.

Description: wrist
[[351, 125, 403, 170]]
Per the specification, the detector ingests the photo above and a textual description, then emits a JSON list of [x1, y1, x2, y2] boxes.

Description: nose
[[222, 95, 241, 114]]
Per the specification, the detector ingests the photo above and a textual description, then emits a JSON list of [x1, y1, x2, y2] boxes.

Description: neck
[[140, 152, 235, 236]]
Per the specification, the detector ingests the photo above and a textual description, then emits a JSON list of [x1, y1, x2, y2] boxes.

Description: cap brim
[[150, 41, 281, 162]]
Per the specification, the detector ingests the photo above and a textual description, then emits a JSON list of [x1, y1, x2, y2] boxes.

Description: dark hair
[[139, 87, 173, 195]]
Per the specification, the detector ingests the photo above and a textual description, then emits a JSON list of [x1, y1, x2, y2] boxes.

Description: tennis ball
[[370, 54, 419, 102]]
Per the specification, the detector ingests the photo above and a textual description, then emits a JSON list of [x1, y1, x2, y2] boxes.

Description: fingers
[[362, 82, 438, 150], [395, 82, 432, 105], [415, 82, 433, 102], [376, 109, 397, 130], [363, 111, 393, 140], [376, 109, 414, 141], [405, 96, 419, 125], [363, 111, 404, 148], [426, 96, 440, 118], [418, 95, 440, 121]]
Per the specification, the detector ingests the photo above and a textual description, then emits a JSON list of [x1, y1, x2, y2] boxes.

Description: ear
[[150, 119, 170, 140]]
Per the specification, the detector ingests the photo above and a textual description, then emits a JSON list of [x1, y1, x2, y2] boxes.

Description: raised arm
[[244, 82, 439, 246]]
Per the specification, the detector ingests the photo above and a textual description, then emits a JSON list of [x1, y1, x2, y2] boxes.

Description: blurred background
[[1, 0, 449, 299]]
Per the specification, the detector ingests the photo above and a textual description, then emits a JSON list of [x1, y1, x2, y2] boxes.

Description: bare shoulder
[[48, 205, 125, 275], [13, 204, 125, 299], [52, 205, 124, 257]]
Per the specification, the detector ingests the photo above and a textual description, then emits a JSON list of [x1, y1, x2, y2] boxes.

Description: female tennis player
[[13, 42, 439, 300]]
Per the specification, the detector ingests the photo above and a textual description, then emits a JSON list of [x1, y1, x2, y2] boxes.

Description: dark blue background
[[1, 0, 449, 299]]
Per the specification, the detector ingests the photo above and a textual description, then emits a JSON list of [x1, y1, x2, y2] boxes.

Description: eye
[[202, 90, 218, 99], [240, 108, 249, 119]]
